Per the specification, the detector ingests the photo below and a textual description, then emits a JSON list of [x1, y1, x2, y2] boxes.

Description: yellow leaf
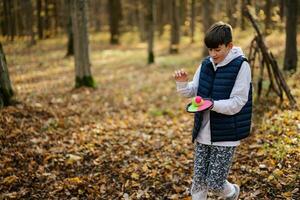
[[2, 175, 18, 186], [256, 149, 265, 156], [150, 170, 157, 177], [266, 159, 276, 168], [131, 173, 139, 180], [169, 194, 179, 199], [66, 154, 82, 165], [65, 177, 83, 184], [273, 169, 284, 177], [267, 175, 275, 181], [131, 180, 140, 187], [282, 191, 292, 198], [142, 164, 149, 172]]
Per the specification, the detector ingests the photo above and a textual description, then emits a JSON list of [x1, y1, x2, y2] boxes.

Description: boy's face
[[208, 43, 233, 64]]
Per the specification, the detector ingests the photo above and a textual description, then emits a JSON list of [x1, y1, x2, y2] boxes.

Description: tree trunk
[[138, 0, 147, 41], [93, 0, 101, 32], [126, 0, 135, 30], [37, 0, 44, 39], [180, 0, 189, 36], [19, 0, 28, 36], [169, 0, 180, 54], [52, 0, 59, 35], [66, 0, 74, 56], [2, 0, 8, 36], [44, 0, 50, 38], [156, 0, 164, 36], [24, 0, 36, 45], [179, 0, 187, 26], [10, 0, 16, 40], [202, 0, 214, 32], [283, 0, 298, 71], [215, 1, 222, 22], [279, 0, 284, 22], [14, 0, 24, 36], [66, 19, 74, 57], [108, 0, 122, 45], [72, 0, 95, 88], [146, 0, 155, 64], [4, 0, 15, 41], [158, 0, 172, 37], [240, 0, 246, 30], [190, 0, 196, 43], [0, 43, 14, 108], [226, 0, 237, 28], [264, 0, 272, 34], [202, 0, 214, 57]]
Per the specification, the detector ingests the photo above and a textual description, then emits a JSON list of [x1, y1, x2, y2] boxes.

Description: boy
[[173, 21, 252, 199]]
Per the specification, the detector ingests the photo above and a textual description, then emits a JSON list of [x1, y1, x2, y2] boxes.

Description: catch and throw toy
[[186, 96, 213, 113]]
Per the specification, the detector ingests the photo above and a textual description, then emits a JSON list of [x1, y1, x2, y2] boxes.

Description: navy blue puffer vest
[[192, 56, 252, 143]]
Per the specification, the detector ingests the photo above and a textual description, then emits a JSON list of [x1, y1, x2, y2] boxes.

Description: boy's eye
[[208, 48, 221, 52]]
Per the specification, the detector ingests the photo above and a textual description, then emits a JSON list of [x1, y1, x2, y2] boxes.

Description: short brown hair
[[204, 21, 233, 48]]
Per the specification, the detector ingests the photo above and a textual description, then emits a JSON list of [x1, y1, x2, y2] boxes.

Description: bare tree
[[170, 0, 180, 54], [24, 0, 36, 45], [179, 0, 187, 26], [138, 0, 147, 41], [91, 0, 102, 32], [0, 43, 14, 108], [3, 0, 15, 41], [66, 0, 73, 56], [283, 0, 298, 71], [146, 0, 155, 64], [190, 0, 196, 43], [108, 0, 122, 44], [264, 0, 272, 34], [240, 0, 246, 30], [279, 0, 285, 22], [44, 0, 50, 38], [37, 0, 44, 39], [226, 0, 237, 28], [202, 0, 214, 56], [72, 0, 95, 88]]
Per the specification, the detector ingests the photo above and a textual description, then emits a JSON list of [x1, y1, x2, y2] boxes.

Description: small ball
[[194, 96, 202, 104], [192, 96, 202, 106]]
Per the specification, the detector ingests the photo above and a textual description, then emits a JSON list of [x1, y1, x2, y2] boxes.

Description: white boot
[[224, 184, 240, 200], [221, 180, 240, 200], [192, 190, 208, 200]]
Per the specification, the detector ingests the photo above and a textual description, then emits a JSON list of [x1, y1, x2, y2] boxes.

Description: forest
[[0, 0, 299, 199]]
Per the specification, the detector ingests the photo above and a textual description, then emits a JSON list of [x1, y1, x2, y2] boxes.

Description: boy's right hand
[[173, 69, 188, 82]]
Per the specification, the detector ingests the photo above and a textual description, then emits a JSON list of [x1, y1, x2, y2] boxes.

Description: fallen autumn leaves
[[1, 38, 299, 199]]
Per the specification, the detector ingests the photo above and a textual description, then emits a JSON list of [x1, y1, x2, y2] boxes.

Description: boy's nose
[[210, 51, 216, 57]]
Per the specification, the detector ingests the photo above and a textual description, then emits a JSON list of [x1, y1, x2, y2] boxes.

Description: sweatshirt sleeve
[[211, 62, 251, 115], [175, 64, 201, 98]]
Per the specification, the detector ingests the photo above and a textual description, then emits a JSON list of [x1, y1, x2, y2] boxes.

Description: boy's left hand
[[173, 69, 188, 82]]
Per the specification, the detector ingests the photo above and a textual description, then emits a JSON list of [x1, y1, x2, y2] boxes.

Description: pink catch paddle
[[186, 96, 213, 113]]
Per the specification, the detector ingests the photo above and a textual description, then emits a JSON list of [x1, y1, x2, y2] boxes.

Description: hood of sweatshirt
[[209, 46, 245, 69]]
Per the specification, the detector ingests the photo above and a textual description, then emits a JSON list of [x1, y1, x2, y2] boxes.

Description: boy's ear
[[227, 42, 233, 49]]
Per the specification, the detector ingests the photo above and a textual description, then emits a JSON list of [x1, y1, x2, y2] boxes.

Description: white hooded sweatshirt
[[176, 46, 251, 146]]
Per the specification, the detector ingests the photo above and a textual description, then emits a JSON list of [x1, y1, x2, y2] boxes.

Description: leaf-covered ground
[[0, 31, 299, 199]]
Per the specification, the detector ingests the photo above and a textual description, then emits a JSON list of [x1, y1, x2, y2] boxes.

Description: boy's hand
[[173, 69, 188, 82]]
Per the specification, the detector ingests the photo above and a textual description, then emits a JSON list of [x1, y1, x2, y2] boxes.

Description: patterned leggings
[[191, 142, 236, 195]]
